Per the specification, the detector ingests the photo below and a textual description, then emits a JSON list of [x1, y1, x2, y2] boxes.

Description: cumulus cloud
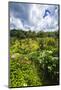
[[10, 15, 24, 29], [9, 3, 59, 31], [29, 4, 58, 31]]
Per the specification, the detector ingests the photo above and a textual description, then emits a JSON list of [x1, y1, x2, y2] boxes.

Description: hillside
[[9, 29, 59, 87]]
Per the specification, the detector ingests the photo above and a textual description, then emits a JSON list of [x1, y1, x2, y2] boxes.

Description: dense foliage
[[10, 29, 59, 39], [9, 29, 59, 87]]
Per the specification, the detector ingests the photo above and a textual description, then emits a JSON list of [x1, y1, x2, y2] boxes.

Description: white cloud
[[10, 3, 59, 31], [10, 15, 24, 29], [29, 4, 58, 31]]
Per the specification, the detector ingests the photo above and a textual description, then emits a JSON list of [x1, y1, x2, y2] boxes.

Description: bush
[[47, 38, 56, 46], [38, 50, 59, 85], [9, 35, 59, 87]]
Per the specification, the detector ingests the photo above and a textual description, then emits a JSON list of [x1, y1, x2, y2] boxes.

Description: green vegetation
[[9, 29, 59, 87]]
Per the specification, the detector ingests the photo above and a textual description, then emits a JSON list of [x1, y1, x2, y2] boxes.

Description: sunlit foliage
[[9, 30, 59, 87]]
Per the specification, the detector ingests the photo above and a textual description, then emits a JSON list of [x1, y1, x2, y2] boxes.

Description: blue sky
[[9, 3, 59, 31]]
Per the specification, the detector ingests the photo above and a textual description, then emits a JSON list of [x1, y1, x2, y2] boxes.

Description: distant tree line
[[10, 29, 59, 39]]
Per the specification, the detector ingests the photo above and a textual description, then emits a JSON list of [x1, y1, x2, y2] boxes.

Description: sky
[[9, 2, 59, 32]]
